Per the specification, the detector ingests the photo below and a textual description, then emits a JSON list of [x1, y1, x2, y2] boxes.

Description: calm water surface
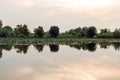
[[0, 43, 120, 80]]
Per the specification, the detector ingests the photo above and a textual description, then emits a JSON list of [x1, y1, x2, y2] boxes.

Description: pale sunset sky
[[0, 0, 120, 32]]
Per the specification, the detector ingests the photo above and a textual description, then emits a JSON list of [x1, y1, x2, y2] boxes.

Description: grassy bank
[[0, 38, 120, 45]]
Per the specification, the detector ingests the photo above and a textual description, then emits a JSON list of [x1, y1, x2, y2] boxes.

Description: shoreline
[[0, 38, 119, 45]]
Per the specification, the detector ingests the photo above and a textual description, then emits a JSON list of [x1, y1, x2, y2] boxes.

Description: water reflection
[[0, 42, 119, 59], [69, 43, 97, 52], [14, 45, 30, 54], [33, 45, 44, 52], [49, 44, 59, 52], [112, 42, 120, 50], [0, 45, 12, 59], [0, 42, 120, 80], [99, 42, 111, 49], [0, 50, 2, 58]]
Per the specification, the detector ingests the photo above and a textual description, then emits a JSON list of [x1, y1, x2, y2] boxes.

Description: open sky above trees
[[0, 0, 120, 32]]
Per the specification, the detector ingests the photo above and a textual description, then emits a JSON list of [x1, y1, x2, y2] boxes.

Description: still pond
[[0, 42, 120, 80]]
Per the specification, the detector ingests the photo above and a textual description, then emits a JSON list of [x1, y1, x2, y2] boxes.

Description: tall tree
[[97, 28, 112, 38], [0, 26, 13, 37], [2, 26, 13, 37], [100, 28, 110, 34], [14, 24, 30, 37], [81, 27, 88, 37], [113, 29, 120, 38], [64, 27, 87, 38], [49, 26, 59, 38], [87, 26, 97, 38], [34, 26, 44, 38], [0, 20, 3, 28]]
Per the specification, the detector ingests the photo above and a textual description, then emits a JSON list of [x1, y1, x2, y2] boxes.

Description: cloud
[[6, 57, 120, 80], [0, 0, 120, 32]]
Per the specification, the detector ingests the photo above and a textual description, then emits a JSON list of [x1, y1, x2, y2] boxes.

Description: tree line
[[0, 20, 120, 38]]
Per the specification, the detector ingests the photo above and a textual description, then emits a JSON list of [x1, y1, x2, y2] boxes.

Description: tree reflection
[[49, 44, 59, 52], [82, 43, 88, 51], [34, 45, 44, 52], [112, 42, 120, 50], [0, 45, 12, 51], [69, 42, 120, 51], [69, 45, 81, 50], [99, 42, 111, 49], [14, 45, 30, 54], [69, 43, 97, 52], [0, 50, 2, 58], [0, 42, 120, 59], [87, 43, 97, 52], [0, 45, 12, 59]]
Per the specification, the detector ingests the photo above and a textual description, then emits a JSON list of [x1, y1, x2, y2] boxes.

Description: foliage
[[113, 29, 120, 38], [62, 26, 97, 38], [34, 26, 44, 38], [97, 28, 113, 38], [0, 26, 13, 37], [0, 20, 2, 28], [67, 27, 82, 37], [100, 28, 110, 33], [14, 24, 30, 37], [0, 19, 120, 39], [87, 26, 97, 38], [81, 27, 88, 37], [49, 26, 59, 38]]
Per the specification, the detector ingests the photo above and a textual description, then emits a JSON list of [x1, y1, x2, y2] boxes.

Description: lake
[[0, 42, 120, 80]]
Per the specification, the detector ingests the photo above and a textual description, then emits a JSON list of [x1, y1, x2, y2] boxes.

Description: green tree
[[68, 29, 76, 36], [0, 20, 2, 28], [74, 27, 82, 37], [34, 26, 44, 38], [0, 26, 13, 37], [87, 26, 97, 38], [0, 28, 5, 37], [49, 26, 59, 38], [64, 27, 82, 38], [3, 26, 13, 37], [14, 24, 30, 37], [100, 28, 110, 34], [97, 28, 113, 38], [113, 29, 120, 38], [81, 27, 88, 37]]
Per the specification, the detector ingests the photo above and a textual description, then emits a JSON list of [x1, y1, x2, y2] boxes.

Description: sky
[[0, 0, 120, 32]]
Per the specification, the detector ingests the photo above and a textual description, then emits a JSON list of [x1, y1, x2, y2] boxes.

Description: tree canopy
[[34, 26, 44, 38], [87, 26, 97, 38], [0, 20, 3, 28], [49, 26, 59, 38], [113, 29, 120, 38], [14, 24, 30, 37]]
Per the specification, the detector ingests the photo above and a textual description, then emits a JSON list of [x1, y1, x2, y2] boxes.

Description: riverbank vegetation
[[0, 38, 120, 45]]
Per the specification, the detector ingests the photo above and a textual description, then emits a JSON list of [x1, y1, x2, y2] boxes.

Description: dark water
[[0, 43, 120, 80]]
